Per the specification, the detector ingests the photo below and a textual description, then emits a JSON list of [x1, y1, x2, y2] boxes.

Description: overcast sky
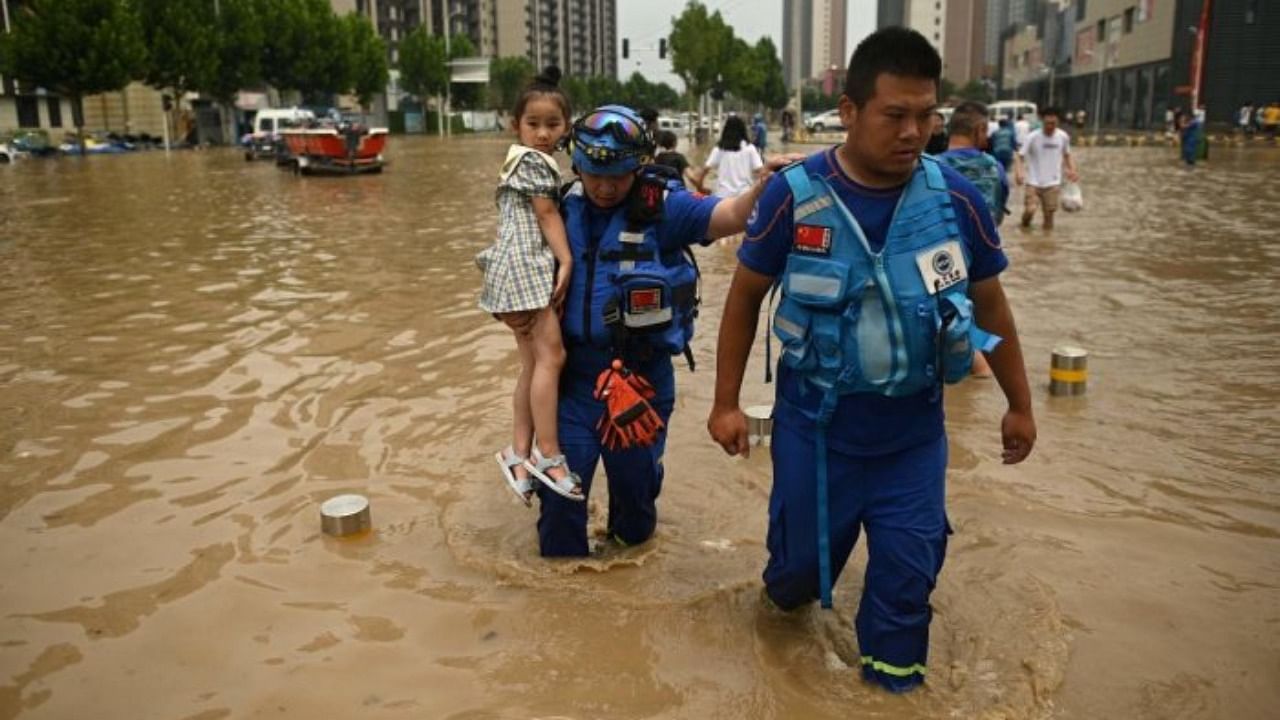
[[616, 0, 878, 90]]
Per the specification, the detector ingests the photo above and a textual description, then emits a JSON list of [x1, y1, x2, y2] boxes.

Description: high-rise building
[[907, 0, 947, 51], [944, 0, 987, 85], [522, 0, 617, 77], [337, 1, 616, 78], [782, 0, 848, 89], [876, 0, 905, 28]]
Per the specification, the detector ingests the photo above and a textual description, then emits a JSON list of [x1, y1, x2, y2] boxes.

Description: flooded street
[[1, 136, 1277, 719]]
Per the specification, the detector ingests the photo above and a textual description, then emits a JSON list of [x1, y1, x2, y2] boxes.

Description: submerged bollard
[[1049, 345, 1088, 396], [744, 404, 774, 446], [320, 494, 371, 536]]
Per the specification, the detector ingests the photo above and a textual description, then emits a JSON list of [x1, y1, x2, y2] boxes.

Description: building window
[[1097, 19, 1106, 41], [1245, 0, 1258, 23], [17, 96, 40, 128], [1123, 7, 1135, 33], [46, 97, 62, 128], [1077, 0, 1087, 21]]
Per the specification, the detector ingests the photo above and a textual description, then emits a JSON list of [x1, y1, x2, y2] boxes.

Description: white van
[[989, 100, 1038, 124], [245, 107, 315, 160], [254, 107, 315, 136]]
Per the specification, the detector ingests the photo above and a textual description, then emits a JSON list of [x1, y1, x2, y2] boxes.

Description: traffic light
[[622, 38, 629, 59], [659, 38, 667, 59]]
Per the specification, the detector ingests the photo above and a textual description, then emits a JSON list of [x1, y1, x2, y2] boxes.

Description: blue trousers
[[536, 360, 675, 557], [764, 420, 949, 692]]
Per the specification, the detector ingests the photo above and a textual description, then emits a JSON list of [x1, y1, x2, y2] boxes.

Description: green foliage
[[1, 0, 146, 112], [397, 26, 448, 100], [669, 1, 735, 101], [669, 0, 785, 111], [957, 80, 993, 103], [206, 0, 265, 104], [489, 56, 535, 112], [345, 13, 388, 110], [801, 85, 839, 113], [136, 0, 218, 99], [257, 0, 351, 101], [940, 78, 957, 102]]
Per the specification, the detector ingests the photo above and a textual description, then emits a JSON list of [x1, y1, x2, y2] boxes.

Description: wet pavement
[[1, 137, 1277, 719]]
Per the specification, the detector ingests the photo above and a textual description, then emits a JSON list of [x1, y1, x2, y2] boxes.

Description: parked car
[[805, 108, 843, 132], [0, 141, 16, 163]]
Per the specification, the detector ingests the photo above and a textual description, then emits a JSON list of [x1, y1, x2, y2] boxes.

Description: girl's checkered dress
[[476, 145, 561, 314]]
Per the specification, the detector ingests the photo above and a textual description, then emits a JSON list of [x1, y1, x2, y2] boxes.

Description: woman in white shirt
[[691, 115, 763, 197]]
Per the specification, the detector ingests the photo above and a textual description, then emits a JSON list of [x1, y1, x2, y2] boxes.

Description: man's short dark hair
[[639, 107, 659, 127], [655, 129, 678, 149], [948, 101, 988, 136], [843, 27, 942, 108], [1041, 107, 1061, 119]]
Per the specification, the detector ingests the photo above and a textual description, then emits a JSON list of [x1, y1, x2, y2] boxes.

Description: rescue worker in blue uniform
[[531, 104, 793, 557], [707, 28, 1036, 693]]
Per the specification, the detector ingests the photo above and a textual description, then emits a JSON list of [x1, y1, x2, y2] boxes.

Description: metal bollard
[[744, 404, 774, 446], [320, 494, 371, 536], [1049, 345, 1088, 396]]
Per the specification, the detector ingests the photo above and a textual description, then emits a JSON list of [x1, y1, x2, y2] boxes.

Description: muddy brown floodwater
[[1, 136, 1277, 719]]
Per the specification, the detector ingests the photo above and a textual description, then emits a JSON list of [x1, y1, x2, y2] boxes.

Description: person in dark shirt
[[652, 130, 691, 187]]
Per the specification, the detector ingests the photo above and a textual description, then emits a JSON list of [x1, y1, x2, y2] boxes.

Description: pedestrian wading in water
[[708, 27, 1036, 693]]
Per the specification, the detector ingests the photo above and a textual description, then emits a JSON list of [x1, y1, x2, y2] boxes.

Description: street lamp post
[[1090, 42, 1111, 139]]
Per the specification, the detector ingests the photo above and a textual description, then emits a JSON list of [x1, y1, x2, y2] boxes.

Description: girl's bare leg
[[528, 306, 576, 490], [499, 312, 536, 487]]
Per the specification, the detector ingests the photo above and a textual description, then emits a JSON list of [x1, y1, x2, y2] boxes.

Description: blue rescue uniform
[[740, 147, 1007, 691], [538, 178, 721, 557]]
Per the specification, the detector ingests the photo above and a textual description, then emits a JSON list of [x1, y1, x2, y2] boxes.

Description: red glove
[[592, 359, 665, 450]]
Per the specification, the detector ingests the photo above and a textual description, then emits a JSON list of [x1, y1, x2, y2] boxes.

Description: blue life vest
[[773, 154, 1000, 405], [938, 150, 1006, 223], [774, 154, 1000, 610], [990, 126, 1015, 157], [561, 168, 701, 366]]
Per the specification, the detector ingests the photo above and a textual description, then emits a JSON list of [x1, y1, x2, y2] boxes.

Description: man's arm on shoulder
[[708, 264, 775, 457], [706, 154, 804, 239], [970, 277, 1036, 464]]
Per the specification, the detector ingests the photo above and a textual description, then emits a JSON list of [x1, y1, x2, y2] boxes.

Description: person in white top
[[690, 115, 764, 197], [1014, 108, 1079, 230], [1014, 113, 1032, 149]]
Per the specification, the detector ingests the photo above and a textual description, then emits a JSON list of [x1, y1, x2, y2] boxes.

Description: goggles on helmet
[[573, 107, 651, 148]]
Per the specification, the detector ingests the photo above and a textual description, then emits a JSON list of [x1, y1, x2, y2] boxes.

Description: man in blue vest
[[533, 105, 794, 557], [707, 28, 1036, 693], [940, 101, 1009, 228]]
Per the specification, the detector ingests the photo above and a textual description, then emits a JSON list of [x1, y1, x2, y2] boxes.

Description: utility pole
[[1090, 41, 1111, 139]]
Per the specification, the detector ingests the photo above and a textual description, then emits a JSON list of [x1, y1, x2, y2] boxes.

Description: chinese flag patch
[[629, 287, 662, 312], [794, 224, 832, 254]]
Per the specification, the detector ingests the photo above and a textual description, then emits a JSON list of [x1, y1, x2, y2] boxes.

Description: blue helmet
[[570, 104, 653, 175]]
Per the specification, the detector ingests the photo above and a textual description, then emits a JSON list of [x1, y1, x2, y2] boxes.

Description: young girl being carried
[[475, 67, 583, 505]]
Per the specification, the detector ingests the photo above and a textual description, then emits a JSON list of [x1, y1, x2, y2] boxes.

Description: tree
[[0, 0, 146, 146], [669, 1, 735, 104], [344, 13, 388, 112], [802, 85, 838, 113], [398, 26, 448, 102], [957, 79, 993, 103], [257, 0, 349, 102], [489, 55, 535, 112], [751, 37, 788, 110], [136, 0, 218, 105], [207, 0, 264, 106]]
